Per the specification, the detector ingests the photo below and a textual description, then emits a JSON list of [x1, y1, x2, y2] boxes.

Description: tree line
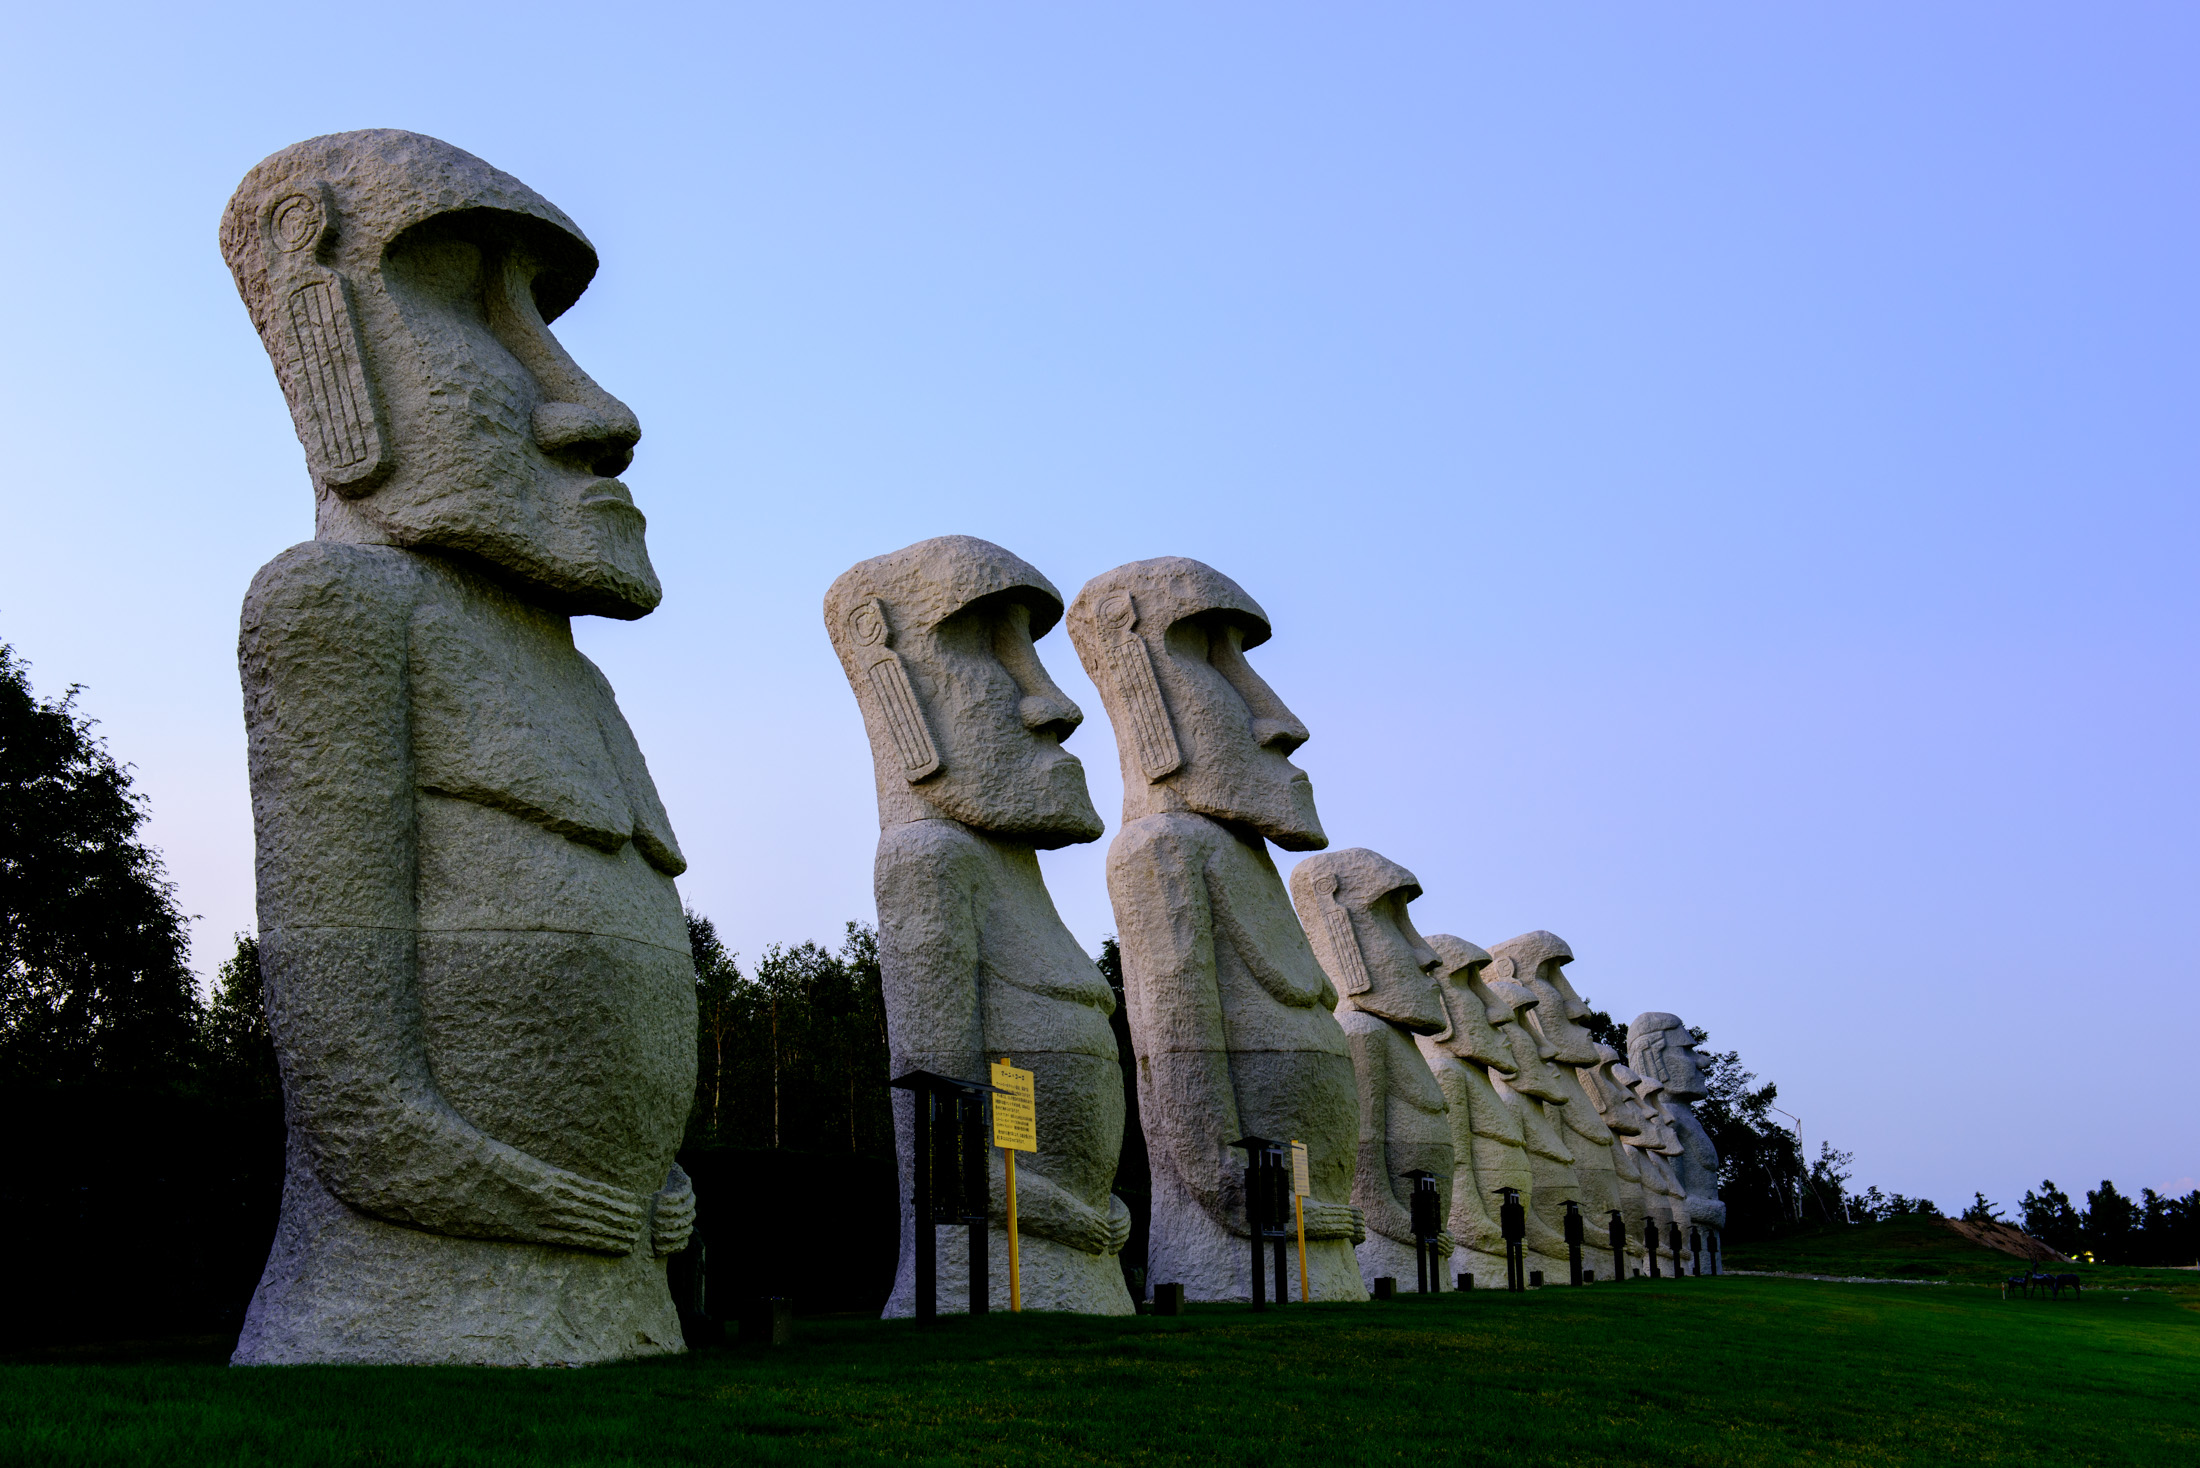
[[7, 639, 2192, 1337]]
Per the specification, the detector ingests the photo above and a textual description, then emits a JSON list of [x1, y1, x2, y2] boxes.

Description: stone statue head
[[1482, 975, 1571, 1104], [1488, 931, 1599, 1068], [1626, 1012, 1710, 1103], [221, 130, 659, 619], [1620, 1066, 1685, 1155], [825, 535, 1101, 847], [1066, 558, 1326, 850], [1581, 1044, 1647, 1136], [1288, 849, 1445, 1034], [1423, 934, 1515, 1072]]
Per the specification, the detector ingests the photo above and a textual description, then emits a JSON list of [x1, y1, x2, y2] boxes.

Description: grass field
[[5, 1271, 2197, 1467], [1724, 1215, 2200, 1296]]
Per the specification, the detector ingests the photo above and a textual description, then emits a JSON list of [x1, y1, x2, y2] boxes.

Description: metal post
[[1562, 1200, 1584, 1286], [963, 1090, 990, 1316], [1403, 1170, 1439, 1294], [1644, 1216, 1660, 1278], [911, 1084, 934, 1323], [1667, 1221, 1684, 1280], [1690, 1226, 1702, 1277], [1607, 1210, 1626, 1285]]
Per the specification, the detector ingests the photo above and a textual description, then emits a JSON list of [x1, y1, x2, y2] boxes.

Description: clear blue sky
[[5, 4, 2194, 1214]]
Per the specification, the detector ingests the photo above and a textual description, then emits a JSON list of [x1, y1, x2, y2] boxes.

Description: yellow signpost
[[1290, 1139, 1311, 1304], [991, 1058, 1037, 1312]]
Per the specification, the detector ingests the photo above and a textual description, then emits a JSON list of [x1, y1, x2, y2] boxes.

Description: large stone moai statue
[[1488, 932, 1625, 1272], [222, 132, 696, 1366], [1289, 850, 1453, 1292], [826, 537, 1132, 1316], [1480, 973, 1585, 1276], [1619, 1064, 1697, 1245], [1066, 559, 1367, 1303], [1575, 1045, 1660, 1274], [1413, 935, 1526, 1288], [1628, 1013, 1727, 1237]]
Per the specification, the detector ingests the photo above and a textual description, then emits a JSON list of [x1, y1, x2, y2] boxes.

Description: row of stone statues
[[222, 129, 1723, 1366], [830, 537, 1727, 1312]]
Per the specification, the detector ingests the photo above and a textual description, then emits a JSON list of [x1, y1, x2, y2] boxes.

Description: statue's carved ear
[[260, 184, 389, 497], [1092, 592, 1182, 781], [1309, 873, 1372, 997], [847, 596, 942, 782], [1491, 955, 1517, 981]]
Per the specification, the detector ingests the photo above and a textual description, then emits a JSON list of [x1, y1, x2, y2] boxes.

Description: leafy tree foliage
[[683, 913, 892, 1158], [1689, 1032, 1811, 1234], [0, 644, 201, 1092], [1960, 1192, 2006, 1224], [2021, 1179, 2083, 1254], [1574, 1003, 1629, 1055]]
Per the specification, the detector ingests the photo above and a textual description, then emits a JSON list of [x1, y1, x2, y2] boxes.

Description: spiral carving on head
[[1312, 872, 1373, 997]]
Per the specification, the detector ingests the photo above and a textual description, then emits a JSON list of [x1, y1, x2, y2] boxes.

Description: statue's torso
[[319, 548, 694, 1194]]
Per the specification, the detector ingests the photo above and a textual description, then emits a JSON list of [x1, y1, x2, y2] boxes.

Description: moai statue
[[1066, 559, 1367, 1303], [1575, 1045, 1659, 1275], [1288, 850, 1453, 1293], [1481, 973, 1586, 1277], [1414, 935, 1526, 1288], [1628, 1012, 1728, 1237], [222, 132, 695, 1365], [1488, 932, 1625, 1273], [1620, 1066, 1697, 1243], [825, 536, 1132, 1316]]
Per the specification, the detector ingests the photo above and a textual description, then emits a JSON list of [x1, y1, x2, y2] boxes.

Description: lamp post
[[1228, 1136, 1292, 1309], [1495, 1187, 1526, 1292], [890, 1070, 1001, 1323], [1402, 1170, 1442, 1294], [1606, 1209, 1627, 1284], [1561, 1199, 1585, 1286]]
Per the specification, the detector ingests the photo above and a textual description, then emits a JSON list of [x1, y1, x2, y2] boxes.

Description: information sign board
[[991, 1059, 1037, 1152], [1290, 1139, 1310, 1197]]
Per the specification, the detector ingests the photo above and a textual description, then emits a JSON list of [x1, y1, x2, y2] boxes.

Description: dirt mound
[[1940, 1218, 2065, 1262]]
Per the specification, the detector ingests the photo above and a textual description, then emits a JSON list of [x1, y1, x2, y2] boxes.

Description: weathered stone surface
[[1492, 933, 1636, 1276], [1290, 850, 1453, 1293], [1480, 972, 1584, 1274], [1067, 559, 1366, 1304], [1414, 935, 1519, 1288], [1574, 1044, 1662, 1273], [225, 131, 693, 1366], [1628, 1012, 1728, 1231], [827, 537, 1131, 1317]]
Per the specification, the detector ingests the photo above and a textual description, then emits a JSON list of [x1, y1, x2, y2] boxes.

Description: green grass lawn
[[5, 1274, 2196, 1466], [1725, 1215, 2200, 1297]]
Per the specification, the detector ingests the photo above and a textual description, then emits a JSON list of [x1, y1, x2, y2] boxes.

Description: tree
[[2021, 1180, 2082, 1255], [2082, 1180, 2139, 1263], [0, 643, 201, 1092], [681, 915, 892, 1159], [1961, 1192, 2005, 1225], [201, 931, 279, 1108], [1689, 1032, 1809, 1236], [1574, 1002, 1628, 1055]]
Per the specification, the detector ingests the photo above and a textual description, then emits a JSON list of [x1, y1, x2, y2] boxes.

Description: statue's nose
[[534, 398, 641, 477]]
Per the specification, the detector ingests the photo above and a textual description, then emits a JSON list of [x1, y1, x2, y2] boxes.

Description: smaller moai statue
[[1067, 559, 1366, 1304], [1414, 934, 1525, 1288], [1575, 1044, 1660, 1274], [1481, 973, 1586, 1276], [1627, 1013, 1728, 1238], [1488, 932, 1626, 1272], [1621, 1064, 1699, 1243], [825, 536, 1131, 1316], [1289, 850, 1454, 1293]]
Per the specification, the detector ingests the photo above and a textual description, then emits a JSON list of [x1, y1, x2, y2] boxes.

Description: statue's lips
[[579, 480, 646, 524]]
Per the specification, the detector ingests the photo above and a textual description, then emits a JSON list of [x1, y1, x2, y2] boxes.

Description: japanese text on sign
[[991, 1059, 1036, 1152]]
